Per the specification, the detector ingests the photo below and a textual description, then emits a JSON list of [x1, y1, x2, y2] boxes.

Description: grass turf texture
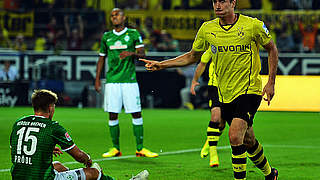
[[0, 107, 319, 179]]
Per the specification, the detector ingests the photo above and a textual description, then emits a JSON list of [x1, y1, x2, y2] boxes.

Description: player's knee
[[210, 108, 221, 123], [211, 115, 219, 123], [52, 161, 68, 172], [229, 132, 243, 145], [210, 112, 220, 122], [52, 161, 61, 165], [52, 161, 62, 169], [109, 112, 118, 120], [132, 112, 141, 118], [84, 168, 100, 180]]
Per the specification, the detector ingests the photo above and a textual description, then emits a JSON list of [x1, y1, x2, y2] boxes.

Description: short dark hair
[[111, 8, 124, 16], [31, 89, 58, 112]]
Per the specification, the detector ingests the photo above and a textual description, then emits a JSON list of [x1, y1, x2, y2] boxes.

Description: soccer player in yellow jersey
[[140, 0, 279, 179], [191, 49, 226, 168]]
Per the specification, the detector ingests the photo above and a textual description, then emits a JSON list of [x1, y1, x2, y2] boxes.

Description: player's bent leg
[[83, 168, 100, 180], [53, 161, 69, 172], [245, 127, 276, 179], [54, 168, 88, 180], [229, 118, 248, 180], [91, 163, 115, 180], [229, 118, 247, 146], [83, 167, 115, 180], [207, 107, 222, 167]]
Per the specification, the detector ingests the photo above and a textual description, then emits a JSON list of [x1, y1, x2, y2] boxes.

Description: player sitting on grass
[[10, 89, 149, 180]]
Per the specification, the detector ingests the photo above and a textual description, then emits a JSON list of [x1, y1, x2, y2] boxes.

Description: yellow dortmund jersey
[[193, 14, 272, 103], [200, 48, 217, 86]]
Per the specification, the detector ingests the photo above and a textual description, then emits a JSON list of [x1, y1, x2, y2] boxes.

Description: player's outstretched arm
[[191, 62, 207, 95], [139, 59, 162, 71], [67, 145, 92, 168], [95, 56, 105, 93], [262, 40, 278, 105], [140, 49, 204, 71]]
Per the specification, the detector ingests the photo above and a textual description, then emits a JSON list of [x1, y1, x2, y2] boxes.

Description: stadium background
[[0, 0, 320, 179]]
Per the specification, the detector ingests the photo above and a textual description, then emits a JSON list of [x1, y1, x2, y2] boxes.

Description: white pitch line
[[1, 144, 319, 173]]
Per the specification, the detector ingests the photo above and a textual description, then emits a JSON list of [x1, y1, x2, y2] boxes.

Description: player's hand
[[119, 51, 134, 59], [262, 80, 275, 106], [84, 159, 93, 168], [53, 147, 63, 157], [95, 79, 101, 93], [139, 59, 162, 71], [190, 80, 200, 95]]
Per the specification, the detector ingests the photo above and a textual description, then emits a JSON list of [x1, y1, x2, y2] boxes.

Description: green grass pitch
[[1, 107, 320, 179]]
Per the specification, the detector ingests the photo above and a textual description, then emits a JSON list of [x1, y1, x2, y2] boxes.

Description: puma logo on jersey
[[211, 32, 216, 38]]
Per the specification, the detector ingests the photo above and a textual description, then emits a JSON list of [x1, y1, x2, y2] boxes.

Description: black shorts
[[221, 94, 262, 127], [208, 86, 221, 108]]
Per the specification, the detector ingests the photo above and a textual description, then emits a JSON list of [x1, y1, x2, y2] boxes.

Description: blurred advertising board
[[0, 51, 319, 81], [0, 11, 34, 37]]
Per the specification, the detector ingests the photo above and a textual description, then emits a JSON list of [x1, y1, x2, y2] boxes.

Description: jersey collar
[[219, 13, 240, 31], [32, 115, 47, 119], [113, 27, 128, 36]]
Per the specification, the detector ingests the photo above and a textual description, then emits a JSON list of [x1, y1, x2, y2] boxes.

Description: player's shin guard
[[108, 120, 120, 150], [132, 118, 143, 151], [231, 144, 247, 180], [247, 139, 272, 176]]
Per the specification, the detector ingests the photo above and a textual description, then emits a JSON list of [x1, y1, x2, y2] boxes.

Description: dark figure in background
[[64, 14, 84, 50], [275, 21, 295, 52], [250, 0, 261, 9]]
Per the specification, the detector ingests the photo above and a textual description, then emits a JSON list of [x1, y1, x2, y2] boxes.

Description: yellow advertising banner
[[125, 10, 212, 40], [0, 11, 34, 37], [122, 10, 320, 40], [259, 75, 320, 112]]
